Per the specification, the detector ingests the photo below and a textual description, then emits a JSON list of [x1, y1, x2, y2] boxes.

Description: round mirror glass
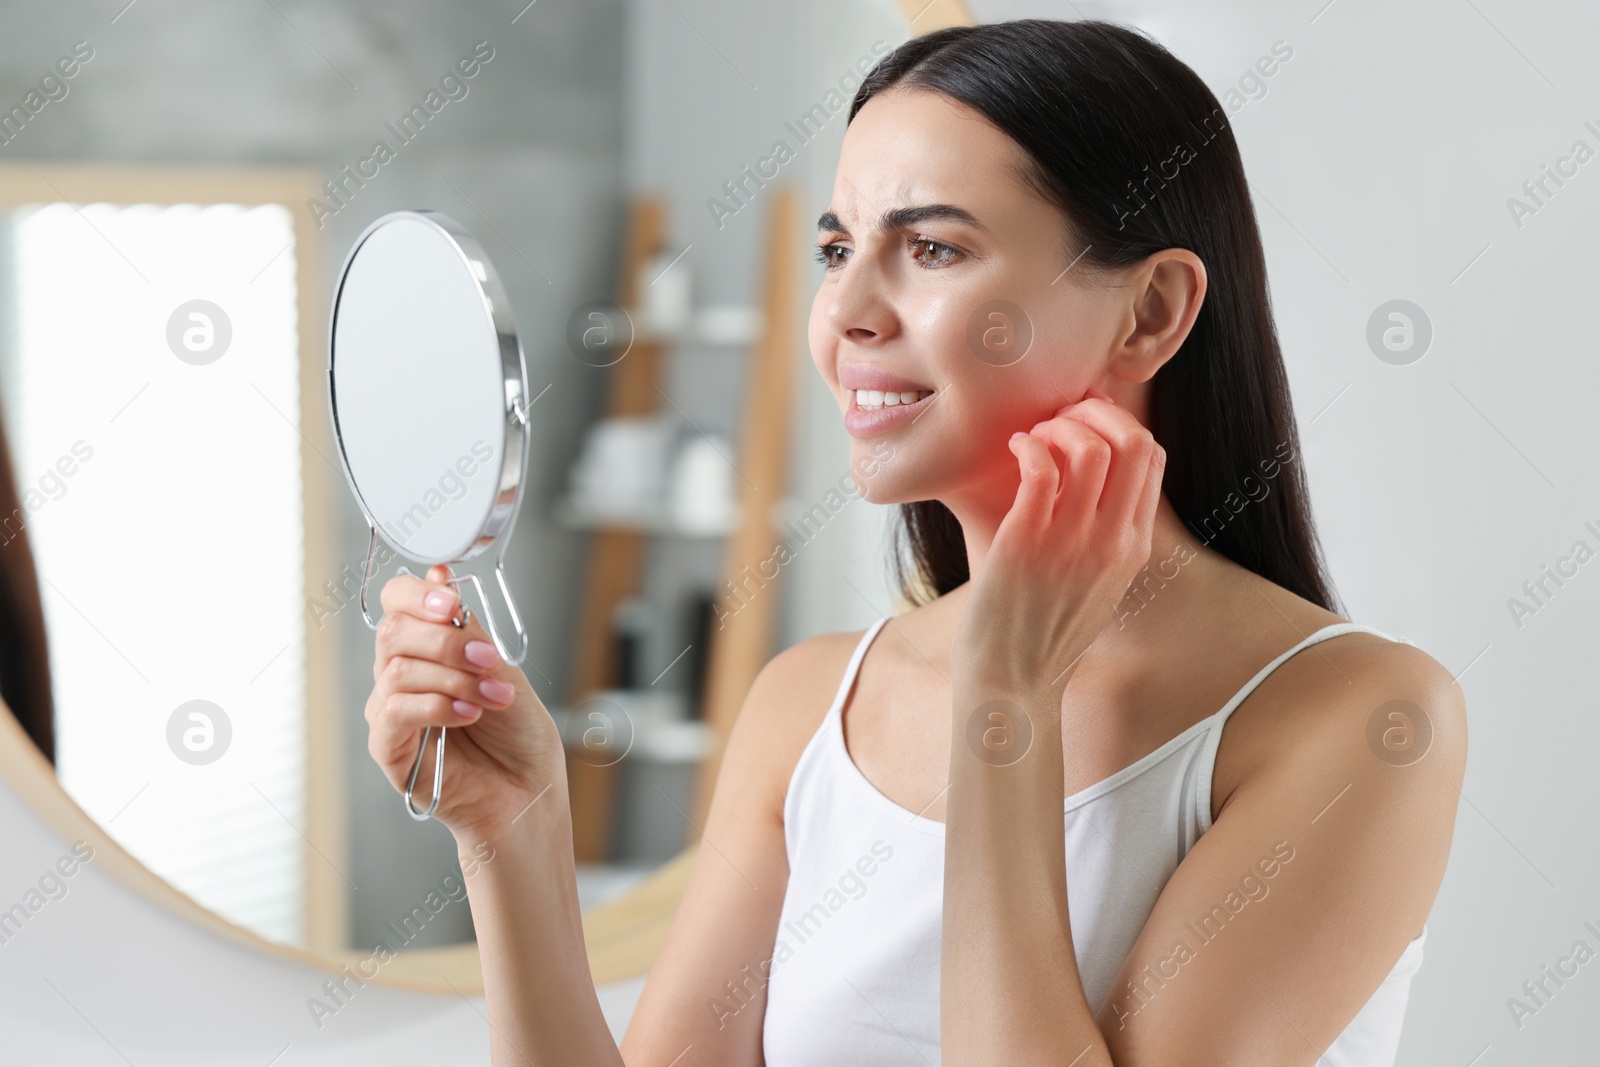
[[330, 211, 525, 566]]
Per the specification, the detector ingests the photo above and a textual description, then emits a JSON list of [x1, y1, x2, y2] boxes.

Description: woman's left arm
[[941, 398, 1467, 1065]]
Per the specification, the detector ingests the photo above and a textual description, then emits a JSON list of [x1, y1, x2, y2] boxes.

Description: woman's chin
[[849, 448, 983, 509], [849, 449, 952, 504], [848, 475, 929, 508]]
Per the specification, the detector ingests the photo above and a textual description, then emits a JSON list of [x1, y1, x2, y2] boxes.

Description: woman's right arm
[[366, 566, 848, 1066]]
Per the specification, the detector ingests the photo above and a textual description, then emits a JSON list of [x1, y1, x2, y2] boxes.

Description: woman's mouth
[[850, 388, 934, 410], [843, 388, 936, 437]]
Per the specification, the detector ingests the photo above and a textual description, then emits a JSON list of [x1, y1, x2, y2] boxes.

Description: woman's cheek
[[916, 286, 1044, 389], [1003, 319, 1092, 412], [806, 303, 836, 385], [907, 294, 970, 365]]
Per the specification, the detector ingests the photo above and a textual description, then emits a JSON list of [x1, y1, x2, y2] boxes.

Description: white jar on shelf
[[667, 432, 737, 535], [565, 414, 677, 522]]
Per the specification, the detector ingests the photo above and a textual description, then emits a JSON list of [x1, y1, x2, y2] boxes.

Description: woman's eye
[[908, 236, 960, 267], [814, 243, 849, 269], [814, 237, 960, 270]]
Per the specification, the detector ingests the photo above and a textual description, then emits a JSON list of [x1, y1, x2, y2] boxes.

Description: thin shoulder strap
[[824, 615, 892, 722], [1216, 622, 1394, 725], [1195, 621, 1396, 833]]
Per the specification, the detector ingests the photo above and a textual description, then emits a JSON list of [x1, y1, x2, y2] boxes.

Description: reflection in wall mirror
[[0, 190, 325, 947]]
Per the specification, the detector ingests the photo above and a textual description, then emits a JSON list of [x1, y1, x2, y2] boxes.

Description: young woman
[[364, 20, 1465, 1066]]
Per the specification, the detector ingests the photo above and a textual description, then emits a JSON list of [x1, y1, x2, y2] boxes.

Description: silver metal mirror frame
[[326, 208, 534, 821]]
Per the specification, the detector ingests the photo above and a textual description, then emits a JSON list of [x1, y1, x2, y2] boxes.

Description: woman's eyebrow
[[816, 203, 987, 235]]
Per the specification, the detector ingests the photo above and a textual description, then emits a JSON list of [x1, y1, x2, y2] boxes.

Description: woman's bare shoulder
[[751, 628, 871, 740], [1271, 626, 1467, 748], [1173, 548, 1460, 807], [1212, 582, 1468, 822], [718, 625, 876, 815]]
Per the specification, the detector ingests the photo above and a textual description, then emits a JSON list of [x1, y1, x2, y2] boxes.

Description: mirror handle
[[358, 525, 386, 632], [355, 527, 529, 667], [404, 725, 447, 821], [445, 562, 531, 667]]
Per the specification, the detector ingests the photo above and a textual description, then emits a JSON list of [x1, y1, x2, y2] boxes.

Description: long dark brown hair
[[0, 407, 55, 763], [853, 19, 1339, 613]]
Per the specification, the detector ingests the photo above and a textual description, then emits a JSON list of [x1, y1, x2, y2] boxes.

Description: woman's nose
[[821, 268, 897, 346]]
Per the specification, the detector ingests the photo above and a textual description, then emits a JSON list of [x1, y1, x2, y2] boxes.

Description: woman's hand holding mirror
[[365, 565, 566, 843]]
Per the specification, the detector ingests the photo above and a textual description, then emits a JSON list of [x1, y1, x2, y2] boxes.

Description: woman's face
[[811, 87, 1129, 512]]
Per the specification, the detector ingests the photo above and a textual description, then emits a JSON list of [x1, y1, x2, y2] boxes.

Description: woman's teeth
[[852, 389, 932, 410]]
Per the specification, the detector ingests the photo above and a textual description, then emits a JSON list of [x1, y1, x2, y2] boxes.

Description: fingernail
[[424, 590, 454, 617], [464, 640, 500, 668], [453, 700, 480, 718], [1087, 388, 1116, 405], [479, 678, 515, 704], [1010, 431, 1027, 440]]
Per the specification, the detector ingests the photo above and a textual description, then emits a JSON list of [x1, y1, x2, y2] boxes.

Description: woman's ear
[[1108, 248, 1207, 384]]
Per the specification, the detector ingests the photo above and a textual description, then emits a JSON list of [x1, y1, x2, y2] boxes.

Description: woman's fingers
[[365, 690, 478, 780], [381, 654, 518, 711], [1132, 441, 1166, 544], [386, 690, 482, 729], [379, 567, 461, 625], [1025, 412, 1110, 529], [1058, 398, 1159, 526], [375, 607, 503, 679], [1005, 396, 1166, 570], [1007, 431, 1061, 530], [371, 562, 523, 714]]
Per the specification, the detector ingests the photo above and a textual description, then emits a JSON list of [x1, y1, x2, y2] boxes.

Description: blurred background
[[0, 0, 1595, 1061]]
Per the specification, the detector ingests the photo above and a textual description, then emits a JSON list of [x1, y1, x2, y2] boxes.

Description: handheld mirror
[[328, 209, 532, 821]]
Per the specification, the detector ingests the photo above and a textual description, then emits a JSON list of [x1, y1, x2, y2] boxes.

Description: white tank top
[[761, 616, 1428, 1066]]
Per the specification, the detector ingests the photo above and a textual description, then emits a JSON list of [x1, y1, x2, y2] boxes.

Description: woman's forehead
[[833, 91, 1029, 212]]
